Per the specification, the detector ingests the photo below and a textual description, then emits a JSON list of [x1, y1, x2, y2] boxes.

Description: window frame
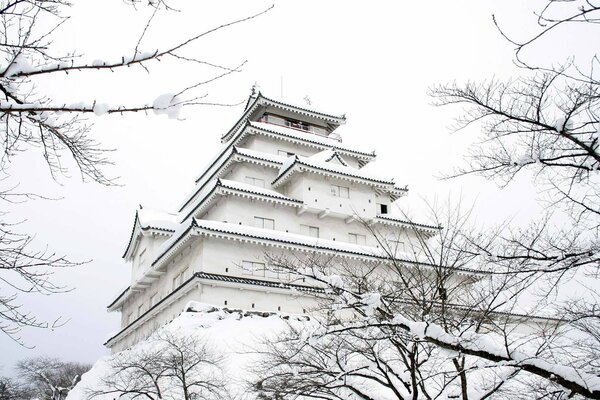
[[254, 216, 275, 230], [348, 233, 367, 245], [331, 184, 350, 198]]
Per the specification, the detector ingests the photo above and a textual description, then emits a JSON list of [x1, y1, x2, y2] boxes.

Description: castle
[[105, 92, 440, 352]]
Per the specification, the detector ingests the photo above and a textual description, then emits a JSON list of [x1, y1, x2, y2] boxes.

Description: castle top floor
[[221, 92, 346, 143]]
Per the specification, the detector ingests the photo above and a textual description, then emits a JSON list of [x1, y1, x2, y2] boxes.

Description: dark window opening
[[379, 204, 388, 214]]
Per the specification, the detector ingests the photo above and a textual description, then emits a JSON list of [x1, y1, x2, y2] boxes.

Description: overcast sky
[[0, 0, 575, 374]]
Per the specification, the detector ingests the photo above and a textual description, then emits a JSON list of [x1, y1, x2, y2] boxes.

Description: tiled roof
[[122, 208, 178, 259], [151, 219, 484, 276], [248, 121, 375, 160], [181, 178, 302, 221], [273, 154, 407, 192], [375, 215, 441, 232], [222, 92, 346, 142]]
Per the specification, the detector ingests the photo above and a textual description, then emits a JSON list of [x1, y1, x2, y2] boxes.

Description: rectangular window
[[242, 260, 266, 277], [331, 184, 350, 198], [267, 264, 290, 281], [390, 240, 406, 253], [254, 216, 275, 230], [378, 204, 389, 214], [300, 224, 320, 238], [348, 233, 366, 245], [245, 176, 265, 187], [150, 292, 158, 307], [138, 248, 147, 265]]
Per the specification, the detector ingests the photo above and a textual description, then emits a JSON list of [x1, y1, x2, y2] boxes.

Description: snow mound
[[66, 303, 312, 400]]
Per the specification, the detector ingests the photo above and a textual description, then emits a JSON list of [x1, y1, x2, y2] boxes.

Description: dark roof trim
[[259, 93, 346, 122], [181, 147, 282, 212], [104, 272, 321, 346], [122, 211, 175, 259], [181, 178, 302, 222], [272, 158, 403, 188], [375, 215, 442, 231], [107, 286, 130, 309], [248, 122, 375, 159], [222, 92, 346, 142], [192, 221, 485, 275]]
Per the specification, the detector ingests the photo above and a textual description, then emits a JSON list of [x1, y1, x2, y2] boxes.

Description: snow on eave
[[180, 178, 303, 222], [257, 93, 346, 124], [122, 210, 177, 260], [221, 92, 346, 143], [247, 121, 376, 162], [107, 286, 130, 311], [272, 157, 407, 197], [181, 147, 286, 213], [373, 215, 442, 236], [152, 219, 486, 276], [105, 272, 317, 347]]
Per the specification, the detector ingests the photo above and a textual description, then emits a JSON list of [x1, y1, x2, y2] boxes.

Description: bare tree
[[250, 201, 578, 399], [16, 356, 91, 400], [0, 375, 32, 400], [0, 0, 271, 343], [90, 329, 226, 400]]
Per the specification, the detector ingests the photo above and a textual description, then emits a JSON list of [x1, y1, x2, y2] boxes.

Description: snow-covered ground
[[67, 302, 311, 400]]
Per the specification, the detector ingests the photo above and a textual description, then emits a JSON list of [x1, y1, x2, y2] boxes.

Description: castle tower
[[105, 92, 439, 352]]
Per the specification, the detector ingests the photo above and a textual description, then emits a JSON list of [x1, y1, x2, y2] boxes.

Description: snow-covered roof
[[307, 149, 349, 166], [247, 121, 375, 162], [221, 92, 346, 143], [122, 207, 180, 260], [151, 219, 481, 275], [374, 215, 441, 235], [105, 273, 318, 341], [180, 146, 287, 213], [273, 154, 408, 200], [180, 178, 303, 221]]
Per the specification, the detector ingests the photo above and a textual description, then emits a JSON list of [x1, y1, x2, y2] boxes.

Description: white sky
[[0, 0, 577, 373]]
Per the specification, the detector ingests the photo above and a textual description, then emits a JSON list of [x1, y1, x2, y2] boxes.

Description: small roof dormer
[[221, 91, 346, 143]]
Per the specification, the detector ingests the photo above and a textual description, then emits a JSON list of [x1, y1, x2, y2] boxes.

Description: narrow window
[[254, 216, 275, 230], [242, 260, 266, 277], [300, 224, 320, 238], [245, 176, 265, 187], [331, 184, 350, 198], [150, 293, 158, 307], [348, 233, 367, 245], [378, 204, 389, 214]]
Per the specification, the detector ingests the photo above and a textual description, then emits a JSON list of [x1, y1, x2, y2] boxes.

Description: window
[[242, 260, 266, 277], [331, 184, 349, 198], [171, 267, 188, 290], [254, 216, 275, 230], [348, 233, 366, 245], [245, 176, 265, 187], [378, 203, 389, 214], [300, 224, 320, 238], [284, 118, 309, 131], [390, 240, 406, 253], [266, 264, 290, 281], [138, 248, 147, 265], [150, 292, 158, 307], [278, 150, 294, 157]]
